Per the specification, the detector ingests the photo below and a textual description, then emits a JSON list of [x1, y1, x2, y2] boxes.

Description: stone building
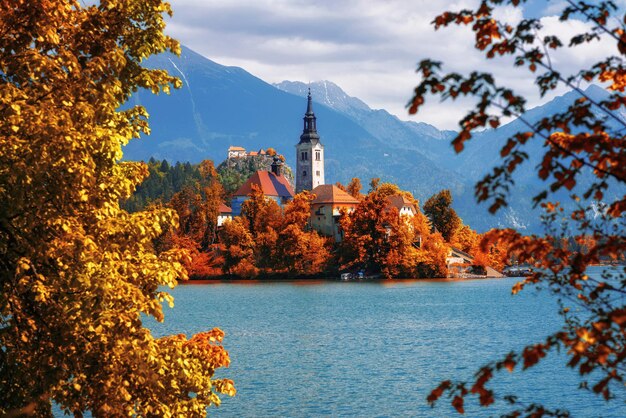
[[296, 90, 325, 193], [227, 146, 246, 159], [309, 184, 359, 242]]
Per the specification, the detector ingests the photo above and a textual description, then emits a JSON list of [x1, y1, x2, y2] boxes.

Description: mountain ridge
[[123, 45, 613, 233]]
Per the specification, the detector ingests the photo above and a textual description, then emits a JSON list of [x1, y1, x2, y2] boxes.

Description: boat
[[503, 265, 533, 277], [340, 271, 366, 281]]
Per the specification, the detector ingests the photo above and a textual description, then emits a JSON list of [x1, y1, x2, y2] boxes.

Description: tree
[[219, 217, 258, 278], [276, 192, 331, 275], [451, 224, 479, 254], [0, 1, 234, 416], [283, 191, 315, 229], [423, 189, 461, 242], [219, 191, 331, 277], [339, 184, 445, 278], [339, 189, 396, 276], [276, 224, 330, 275], [346, 177, 364, 200], [163, 161, 224, 277], [240, 185, 282, 239], [167, 160, 224, 250], [410, 1, 626, 415], [369, 177, 381, 192]]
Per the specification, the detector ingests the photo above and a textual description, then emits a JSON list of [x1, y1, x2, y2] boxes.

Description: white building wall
[[217, 214, 232, 227], [311, 143, 324, 190], [296, 142, 324, 193]]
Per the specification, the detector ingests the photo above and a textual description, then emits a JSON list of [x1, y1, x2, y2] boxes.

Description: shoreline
[[179, 275, 516, 285]]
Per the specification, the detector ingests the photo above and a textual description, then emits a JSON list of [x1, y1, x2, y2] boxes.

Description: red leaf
[[452, 396, 465, 414]]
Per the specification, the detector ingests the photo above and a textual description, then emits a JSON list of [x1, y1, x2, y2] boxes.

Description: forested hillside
[[122, 158, 213, 212]]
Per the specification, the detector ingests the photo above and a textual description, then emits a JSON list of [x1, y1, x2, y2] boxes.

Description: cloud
[[164, 0, 620, 129]]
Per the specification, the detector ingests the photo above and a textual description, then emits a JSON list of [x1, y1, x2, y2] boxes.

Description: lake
[[148, 267, 625, 417]]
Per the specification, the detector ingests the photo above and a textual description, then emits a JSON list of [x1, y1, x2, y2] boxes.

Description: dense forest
[[120, 158, 519, 280], [121, 158, 212, 212]]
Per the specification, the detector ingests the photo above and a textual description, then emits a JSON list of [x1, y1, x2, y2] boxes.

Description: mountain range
[[123, 45, 616, 233]]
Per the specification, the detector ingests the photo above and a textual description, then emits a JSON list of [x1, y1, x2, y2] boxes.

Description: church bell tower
[[296, 89, 325, 193]]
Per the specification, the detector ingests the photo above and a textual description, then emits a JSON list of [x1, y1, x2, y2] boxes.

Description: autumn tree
[[410, 0, 626, 415], [338, 189, 394, 276], [346, 177, 364, 200], [220, 191, 330, 277], [168, 160, 224, 250], [471, 229, 512, 272], [162, 160, 224, 276], [283, 190, 314, 229], [339, 183, 446, 278], [0, 1, 234, 416], [219, 217, 258, 278], [423, 189, 461, 242], [240, 185, 282, 239], [276, 191, 330, 275], [451, 224, 479, 254], [335, 181, 348, 192], [237, 185, 283, 272], [414, 229, 449, 278]]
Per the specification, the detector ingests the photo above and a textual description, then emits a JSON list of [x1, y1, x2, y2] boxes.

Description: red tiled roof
[[248, 151, 258, 156], [219, 203, 232, 214], [387, 194, 417, 213], [233, 171, 295, 199], [228, 146, 245, 151], [311, 184, 360, 205]]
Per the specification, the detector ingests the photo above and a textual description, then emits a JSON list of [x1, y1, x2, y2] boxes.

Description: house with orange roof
[[231, 158, 295, 216], [217, 203, 232, 227], [310, 184, 360, 242], [386, 195, 417, 218], [247, 149, 266, 157]]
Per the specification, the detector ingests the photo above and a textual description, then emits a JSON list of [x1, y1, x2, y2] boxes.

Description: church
[[296, 89, 325, 193], [230, 90, 369, 243], [296, 91, 361, 242], [231, 89, 327, 215]]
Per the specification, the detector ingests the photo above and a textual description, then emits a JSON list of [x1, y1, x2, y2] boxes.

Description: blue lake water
[[148, 267, 625, 417]]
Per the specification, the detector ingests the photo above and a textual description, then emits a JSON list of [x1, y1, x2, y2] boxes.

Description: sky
[[164, 0, 622, 130]]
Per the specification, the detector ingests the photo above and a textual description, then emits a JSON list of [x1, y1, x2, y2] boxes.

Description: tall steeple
[[299, 88, 320, 144], [296, 89, 325, 193]]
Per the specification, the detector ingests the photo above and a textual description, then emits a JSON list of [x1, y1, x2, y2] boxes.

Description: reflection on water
[[145, 267, 624, 417]]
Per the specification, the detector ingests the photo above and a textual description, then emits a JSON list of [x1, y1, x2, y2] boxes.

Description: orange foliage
[[0, 2, 233, 415], [415, 1, 626, 415], [167, 160, 224, 250], [346, 177, 364, 200], [451, 224, 479, 254], [219, 190, 330, 278], [339, 184, 448, 278]]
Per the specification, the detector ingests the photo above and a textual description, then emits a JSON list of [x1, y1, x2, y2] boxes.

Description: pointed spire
[[299, 89, 320, 144], [306, 87, 314, 115]]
